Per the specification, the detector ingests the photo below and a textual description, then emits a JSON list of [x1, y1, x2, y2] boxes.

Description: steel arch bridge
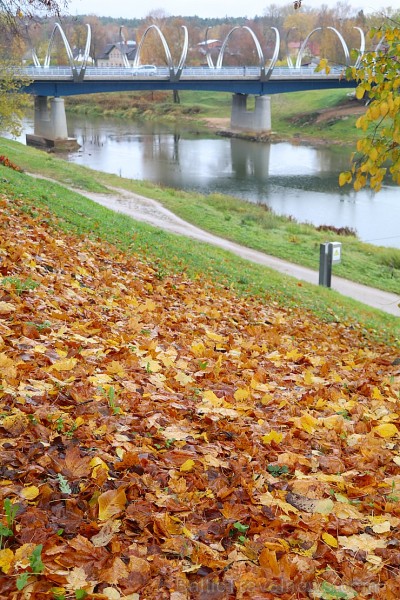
[[19, 22, 361, 145]]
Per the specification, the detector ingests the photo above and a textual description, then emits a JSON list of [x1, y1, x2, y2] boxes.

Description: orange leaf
[[259, 547, 280, 575], [98, 487, 127, 521]]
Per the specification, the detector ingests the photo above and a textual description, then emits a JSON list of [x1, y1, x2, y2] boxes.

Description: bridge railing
[[18, 64, 347, 81]]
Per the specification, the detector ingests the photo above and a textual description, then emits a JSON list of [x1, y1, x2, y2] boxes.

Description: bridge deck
[[20, 65, 355, 97]]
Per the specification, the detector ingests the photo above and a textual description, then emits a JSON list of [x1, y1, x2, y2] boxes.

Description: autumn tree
[[0, 0, 65, 135], [340, 23, 400, 191], [0, 0, 64, 26]]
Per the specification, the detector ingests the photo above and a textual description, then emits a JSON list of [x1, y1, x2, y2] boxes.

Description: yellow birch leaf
[[355, 84, 365, 100], [0, 548, 14, 574], [98, 487, 127, 521], [21, 485, 40, 500], [182, 526, 196, 540], [322, 532, 338, 547], [380, 101, 389, 116], [180, 459, 195, 472], [374, 423, 399, 438], [339, 171, 352, 187], [74, 416, 85, 428], [262, 431, 283, 445]]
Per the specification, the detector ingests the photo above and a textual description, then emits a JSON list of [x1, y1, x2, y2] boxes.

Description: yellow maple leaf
[[202, 390, 222, 406], [140, 358, 162, 373], [191, 341, 205, 357], [89, 374, 113, 386], [234, 388, 249, 401], [285, 348, 303, 361], [65, 566, 89, 591], [175, 371, 194, 386], [180, 459, 195, 472], [106, 361, 126, 377], [303, 370, 314, 385], [294, 413, 318, 434], [14, 543, 36, 569], [0, 353, 17, 379], [0, 302, 16, 315], [0, 548, 14, 574], [372, 387, 384, 400], [50, 357, 78, 372], [262, 431, 283, 445]]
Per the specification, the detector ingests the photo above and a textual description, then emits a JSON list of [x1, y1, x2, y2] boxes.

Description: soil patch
[[290, 99, 366, 127]]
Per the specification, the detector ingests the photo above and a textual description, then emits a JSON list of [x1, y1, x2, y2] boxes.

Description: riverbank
[[65, 88, 364, 145], [203, 97, 366, 145], [2, 137, 399, 300]]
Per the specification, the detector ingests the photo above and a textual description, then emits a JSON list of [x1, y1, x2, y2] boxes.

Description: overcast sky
[[64, 0, 400, 20]]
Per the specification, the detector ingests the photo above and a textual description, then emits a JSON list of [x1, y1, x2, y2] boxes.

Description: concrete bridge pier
[[26, 96, 79, 150], [230, 93, 271, 134]]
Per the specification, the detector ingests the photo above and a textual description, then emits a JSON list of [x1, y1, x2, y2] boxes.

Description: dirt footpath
[[82, 186, 400, 317]]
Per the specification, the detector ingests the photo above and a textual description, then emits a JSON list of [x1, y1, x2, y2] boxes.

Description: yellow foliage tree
[[341, 26, 400, 192], [0, 63, 29, 136]]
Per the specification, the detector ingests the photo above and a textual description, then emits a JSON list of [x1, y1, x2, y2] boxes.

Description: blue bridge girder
[[20, 66, 356, 97]]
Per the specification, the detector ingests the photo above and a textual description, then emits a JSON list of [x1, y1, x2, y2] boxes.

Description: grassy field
[[0, 138, 399, 347]]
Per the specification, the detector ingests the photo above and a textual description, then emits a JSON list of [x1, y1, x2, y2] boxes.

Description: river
[[15, 113, 400, 249]]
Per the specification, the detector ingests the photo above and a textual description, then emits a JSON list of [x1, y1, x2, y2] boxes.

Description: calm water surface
[[18, 113, 400, 248]]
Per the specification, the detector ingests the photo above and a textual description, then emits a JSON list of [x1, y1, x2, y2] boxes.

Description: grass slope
[[1, 137, 400, 298], [0, 143, 399, 347]]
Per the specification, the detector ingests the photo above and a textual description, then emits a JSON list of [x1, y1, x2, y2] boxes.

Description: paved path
[[83, 187, 400, 317]]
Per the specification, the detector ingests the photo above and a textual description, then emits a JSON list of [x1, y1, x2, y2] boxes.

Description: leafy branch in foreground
[[340, 26, 400, 192]]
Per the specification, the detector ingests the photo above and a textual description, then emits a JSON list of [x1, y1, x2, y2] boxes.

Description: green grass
[[270, 89, 362, 143], [1, 137, 400, 297], [0, 149, 399, 348]]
